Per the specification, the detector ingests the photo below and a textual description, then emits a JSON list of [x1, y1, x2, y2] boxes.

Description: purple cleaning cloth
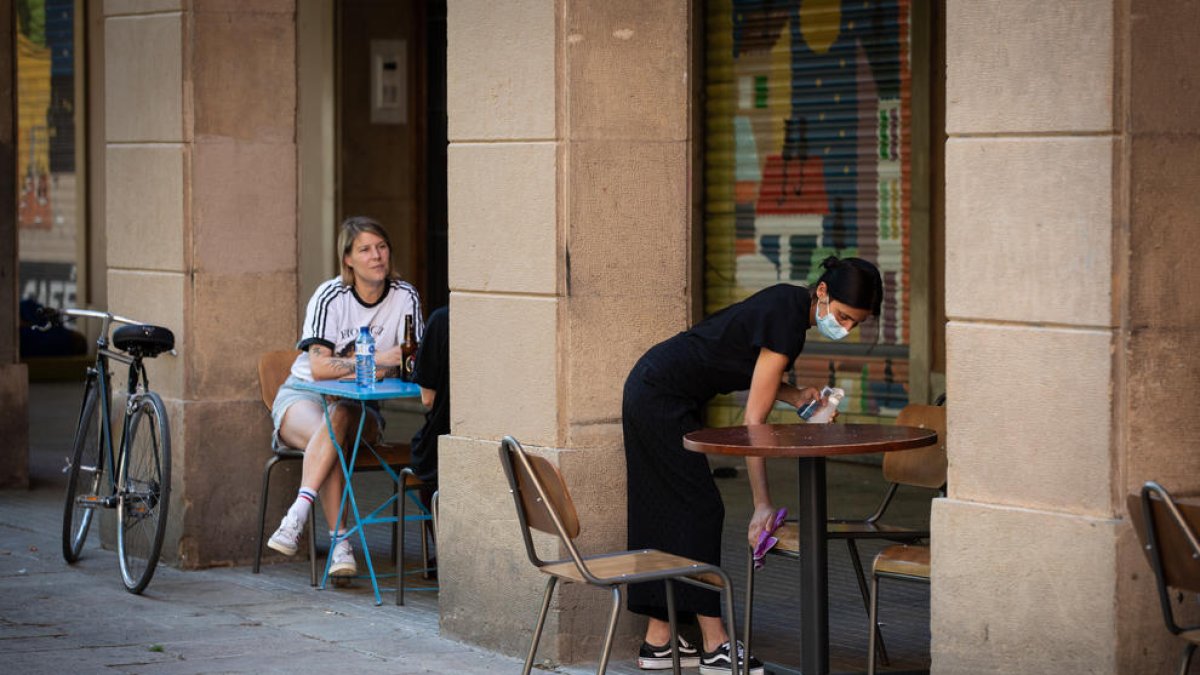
[[752, 507, 788, 569]]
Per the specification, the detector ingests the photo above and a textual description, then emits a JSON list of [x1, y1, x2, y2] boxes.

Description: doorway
[[298, 0, 448, 318]]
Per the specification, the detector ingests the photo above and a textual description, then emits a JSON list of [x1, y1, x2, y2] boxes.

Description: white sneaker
[[329, 539, 357, 577], [267, 512, 304, 556]]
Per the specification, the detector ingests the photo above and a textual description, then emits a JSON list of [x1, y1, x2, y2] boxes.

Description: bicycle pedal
[[77, 494, 118, 509]]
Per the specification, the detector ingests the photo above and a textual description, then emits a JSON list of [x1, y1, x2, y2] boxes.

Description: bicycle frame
[[69, 309, 154, 503]]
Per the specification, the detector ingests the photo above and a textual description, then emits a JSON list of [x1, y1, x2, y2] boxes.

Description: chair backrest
[[498, 436, 585, 570], [1129, 482, 1200, 637], [1129, 483, 1200, 594], [258, 349, 298, 411], [884, 404, 947, 489]]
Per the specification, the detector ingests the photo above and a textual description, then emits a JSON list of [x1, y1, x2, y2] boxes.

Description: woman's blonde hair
[[338, 216, 395, 285]]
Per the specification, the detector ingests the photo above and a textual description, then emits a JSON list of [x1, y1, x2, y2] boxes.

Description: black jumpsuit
[[624, 284, 812, 619]]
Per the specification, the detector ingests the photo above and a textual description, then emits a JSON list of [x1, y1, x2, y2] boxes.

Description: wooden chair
[[743, 403, 947, 664], [252, 349, 318, 583], [1128, 481, 1200, 675], [866, 543, 929, 674], [499, 436, 742, 675], [251, 349, 414, 585]]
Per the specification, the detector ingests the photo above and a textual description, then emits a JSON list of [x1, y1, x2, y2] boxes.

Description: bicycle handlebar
[[35, 306, 142, 329], [32, 307, 178, 358]]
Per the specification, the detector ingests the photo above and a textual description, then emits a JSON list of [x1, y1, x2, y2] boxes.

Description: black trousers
[[623, 357, 725, 620]]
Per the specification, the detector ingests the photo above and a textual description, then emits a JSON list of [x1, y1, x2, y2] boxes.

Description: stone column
[[936, 1, 1200, 672], [0, 0, 30, 489], [440, 0, 696, 664], [103, 1, 297, 567]]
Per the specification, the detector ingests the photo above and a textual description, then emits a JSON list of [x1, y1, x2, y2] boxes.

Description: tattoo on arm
[[310, 345, 355, 376]]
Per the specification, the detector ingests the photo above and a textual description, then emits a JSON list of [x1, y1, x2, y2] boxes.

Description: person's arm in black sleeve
[[412, 307, 448, 409]]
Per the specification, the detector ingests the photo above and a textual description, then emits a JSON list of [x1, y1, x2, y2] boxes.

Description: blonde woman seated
[[267, 216, 423, 576]]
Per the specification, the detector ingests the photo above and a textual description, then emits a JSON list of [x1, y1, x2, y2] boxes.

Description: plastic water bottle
[[355, 326, 375, 390], [797, 386, 845, 423]]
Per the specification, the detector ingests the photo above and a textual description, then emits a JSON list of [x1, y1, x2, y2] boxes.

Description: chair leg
[[253, 455, 284, 574], [665, 579, 681, 675], [848, 540, 890, 666], [420, 492, 431, 578], [1179, 641, 1197, 675], [867, 571, 880, 675], [431, 489, 439, 539], [717, 569, 741, 675], [390, 480, 399, 565], [597, 585, 622, 675], [522, 576, 557, 675], [397, 481, 407, 606], [743, 550, 755, 658], [423, 488, 438, 580]]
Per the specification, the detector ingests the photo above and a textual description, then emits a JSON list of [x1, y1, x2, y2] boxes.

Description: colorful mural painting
[[17, 0, 80, 311], [705, 0, 912, 423], [17, 8, 53, 230]]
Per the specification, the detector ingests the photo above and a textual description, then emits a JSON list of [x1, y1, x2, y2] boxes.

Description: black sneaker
[[638, 635, 701, 669], [699, 640, 764, 675]]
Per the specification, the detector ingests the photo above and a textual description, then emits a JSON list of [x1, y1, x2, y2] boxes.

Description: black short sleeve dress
[[623, 283, 812, 620]]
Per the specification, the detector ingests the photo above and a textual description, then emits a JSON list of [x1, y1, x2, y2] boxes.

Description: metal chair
[[396, 466, 437, 605], [1129, 481, 1200, 675], [743, 403, 947, 664], [253, 349, 318, 584], [866, 543, 929, 674], [499, 436, 742, 675]]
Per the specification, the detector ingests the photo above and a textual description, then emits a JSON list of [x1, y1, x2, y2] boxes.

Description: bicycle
[[38, 307, 176, 594]]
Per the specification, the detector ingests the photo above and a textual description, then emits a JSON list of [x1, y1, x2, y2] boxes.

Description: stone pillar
[[1118, 0, 1200, 667], [440, 0, 696, 664], [936, 1, 1200, 672], [0, 0, 30, 489], [103, 1, 297, 567]]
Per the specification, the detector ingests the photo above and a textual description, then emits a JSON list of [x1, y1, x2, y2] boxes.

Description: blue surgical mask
[[816, 297, 849, 341]]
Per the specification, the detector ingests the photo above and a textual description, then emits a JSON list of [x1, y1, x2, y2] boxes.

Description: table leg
[[797, 457, 829, 675], [348, 406, 385, 605], [319, 399, 386, 605]]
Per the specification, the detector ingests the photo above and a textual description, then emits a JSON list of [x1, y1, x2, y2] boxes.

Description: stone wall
[[0, 0, 30, 489], [439, 0, 697, 664], [935, 1, 1200, 672], [103, 0, 298, 567]]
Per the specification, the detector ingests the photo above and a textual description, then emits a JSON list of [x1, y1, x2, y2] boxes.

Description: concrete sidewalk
[[2, 382, 536, 674], [2, 382, 932, 674], [1, 485, 532, 674]]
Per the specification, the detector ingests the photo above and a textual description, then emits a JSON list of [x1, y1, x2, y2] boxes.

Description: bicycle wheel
[[62, 380, 104, 563], [116, 391, 171, 594]]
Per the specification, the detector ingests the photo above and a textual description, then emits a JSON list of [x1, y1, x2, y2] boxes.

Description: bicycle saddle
[[113, 324, 175, 358]]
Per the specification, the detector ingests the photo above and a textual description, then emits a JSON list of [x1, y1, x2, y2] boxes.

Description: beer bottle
[[401, 314, 418, 381]]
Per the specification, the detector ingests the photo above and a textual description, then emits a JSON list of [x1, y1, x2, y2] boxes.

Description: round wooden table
[[684, 423, 939, 675]]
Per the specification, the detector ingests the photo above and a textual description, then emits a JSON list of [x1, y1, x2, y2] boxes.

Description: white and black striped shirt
[[290, 277, 423, 381]]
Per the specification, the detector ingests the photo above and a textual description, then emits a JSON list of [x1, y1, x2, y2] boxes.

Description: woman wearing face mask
[[623, 256, 883, 675]]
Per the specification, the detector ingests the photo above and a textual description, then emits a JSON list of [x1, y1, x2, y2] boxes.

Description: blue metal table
[[292, 378, 422, 605]]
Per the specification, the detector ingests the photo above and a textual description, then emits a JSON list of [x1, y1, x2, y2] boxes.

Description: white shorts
[[271, 375, 385, 449]]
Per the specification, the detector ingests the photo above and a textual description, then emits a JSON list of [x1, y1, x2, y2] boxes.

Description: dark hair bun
[[816, 256, 883, 316]]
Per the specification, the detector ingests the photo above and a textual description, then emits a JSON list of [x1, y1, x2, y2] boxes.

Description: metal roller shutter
[[704, 0, 914, 424]]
